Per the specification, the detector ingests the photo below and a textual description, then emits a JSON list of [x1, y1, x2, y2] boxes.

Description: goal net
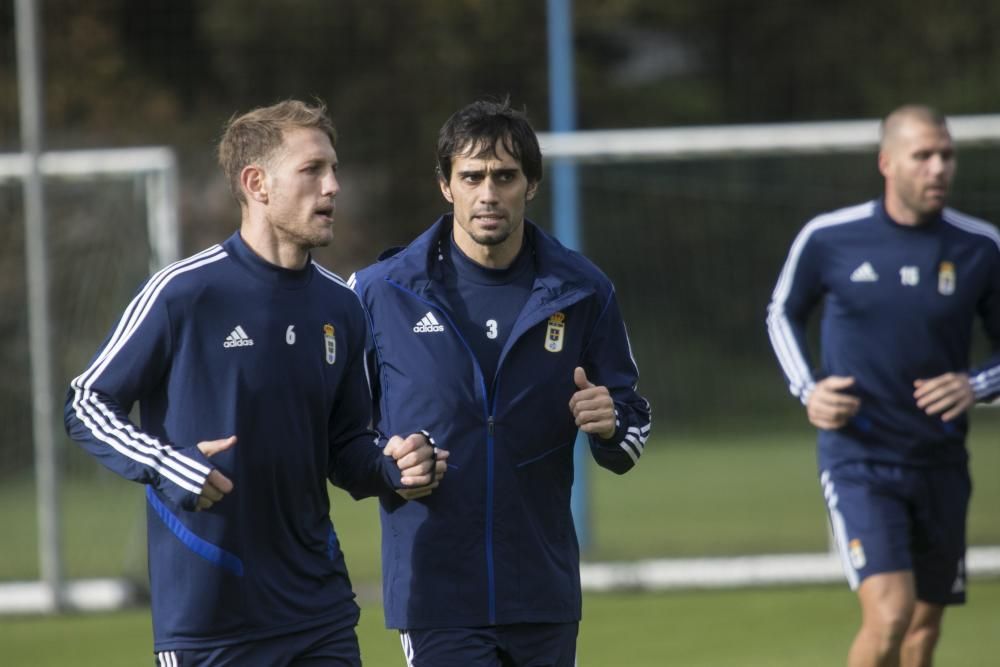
[[0, 148, 178, 612], [535, 116, 1000, 590]]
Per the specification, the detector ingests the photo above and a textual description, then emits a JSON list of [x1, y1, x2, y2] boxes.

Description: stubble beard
[[470, 227, 511, 247], [467, 215, 522, 247], [268, 210, 334, 251], [915, 187, 948, 219]]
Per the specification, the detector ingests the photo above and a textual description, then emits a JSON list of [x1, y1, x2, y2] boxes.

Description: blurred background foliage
[[3, 0, 1000, 257], [3, 0, 1000, 467]]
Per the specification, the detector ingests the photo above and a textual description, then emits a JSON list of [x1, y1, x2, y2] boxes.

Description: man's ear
[[526, 181, 539, 201], [877, 151, 891, 180], [438, 177, 454, 204], [241, 165, 268, 203]]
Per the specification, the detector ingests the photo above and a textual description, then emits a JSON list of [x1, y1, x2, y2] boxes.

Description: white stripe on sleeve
[[69, 247, 228, 487]]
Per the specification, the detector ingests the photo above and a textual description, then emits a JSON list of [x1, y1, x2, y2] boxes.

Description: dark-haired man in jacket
[[350, 98, 651, 666]]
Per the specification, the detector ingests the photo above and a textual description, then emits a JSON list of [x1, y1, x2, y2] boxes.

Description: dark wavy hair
[[436, 97, 542, 185]]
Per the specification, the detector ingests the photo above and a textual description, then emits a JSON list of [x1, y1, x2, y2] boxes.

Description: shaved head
[[877, 104, 955, 225], [880, 105, 948, 151]]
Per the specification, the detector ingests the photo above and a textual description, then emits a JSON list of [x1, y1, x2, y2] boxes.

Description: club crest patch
[[323, 324, 336, 365], [849, 538, 866, 570], [938, 261, 956, 295], [544, 312, 566, 353]]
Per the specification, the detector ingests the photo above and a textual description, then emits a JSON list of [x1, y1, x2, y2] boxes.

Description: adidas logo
[[850, 262, 879, 282], [412, 312, 445, 333], [952, 559, 966, 594], [223, 325, 255, 348]]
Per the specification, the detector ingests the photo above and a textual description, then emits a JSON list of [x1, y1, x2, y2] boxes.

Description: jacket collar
[[874, 196, 943, 231], [382, 214, 592, 303]]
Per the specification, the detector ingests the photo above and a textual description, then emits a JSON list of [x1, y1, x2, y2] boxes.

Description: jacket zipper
[[387, 278, 589, 624], [486, 414, 496, 623]]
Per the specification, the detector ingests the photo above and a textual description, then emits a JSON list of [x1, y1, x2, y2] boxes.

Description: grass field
[[5, 421, 998, 582], [3, 420, 999, 664], [588, 421, 1000, 559], [3, 580, 999, 666]]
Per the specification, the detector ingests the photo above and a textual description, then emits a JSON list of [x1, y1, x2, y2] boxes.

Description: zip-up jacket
[[350, 216, 651, 629], [64, 232, 402, 651], [767, 199, 1000, 470]]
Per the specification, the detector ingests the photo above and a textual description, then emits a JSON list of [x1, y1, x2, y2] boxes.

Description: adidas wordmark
[[413, 312, 445, 333], [223, 325, 255, 348]]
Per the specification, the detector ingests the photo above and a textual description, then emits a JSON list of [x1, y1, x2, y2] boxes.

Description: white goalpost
[[538, 114, 1000, 592], [0, 146, 179, 614], [539, 114, 1000, 161], [0, 147, 181, 270]]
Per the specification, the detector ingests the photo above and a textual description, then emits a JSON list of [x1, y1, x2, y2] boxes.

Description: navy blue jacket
[[767, 200, 1000, 470], [350, 216, 651, 629], [65, 232, 401, 651]]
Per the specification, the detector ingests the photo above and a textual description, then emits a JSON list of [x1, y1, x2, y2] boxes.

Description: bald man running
[[767, 105, 1000, 667]]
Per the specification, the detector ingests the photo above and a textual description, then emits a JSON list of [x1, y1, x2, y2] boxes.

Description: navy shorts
[[399, 622, 578, 667], [820, 461, 970, 605], [152, 614, 361, 667]]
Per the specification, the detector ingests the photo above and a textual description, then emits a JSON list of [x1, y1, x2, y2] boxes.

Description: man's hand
[[806, 376, 860, 430], [568, 367, 616, 440], [384, 433, 449, 500], [195, 435, 236, 511], [914, 372, 974, 421]]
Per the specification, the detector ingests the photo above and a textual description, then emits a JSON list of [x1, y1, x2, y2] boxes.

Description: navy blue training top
[[65, 232, 399, 651], [767, 199, 1000, 469]]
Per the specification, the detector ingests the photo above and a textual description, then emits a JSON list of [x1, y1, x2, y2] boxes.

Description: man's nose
[[323, 171, 340, 196], [478, 177, 499, 202]]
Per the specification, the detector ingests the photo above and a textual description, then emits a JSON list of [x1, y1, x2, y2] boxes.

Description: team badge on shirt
[[323, 324, 336, 365], [544, 312, 566, 353], [938, 261, 956, 295], [848, 538, 866, 570]]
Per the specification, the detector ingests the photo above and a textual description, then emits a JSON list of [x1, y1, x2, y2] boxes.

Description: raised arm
[[574, 288, 651, 475]]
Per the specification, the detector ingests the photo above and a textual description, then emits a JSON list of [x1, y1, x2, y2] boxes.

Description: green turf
[[4, 419, 999, 666], [587, 429, 830, 558], [588, 416, 1000, 559], [3, 418, 1000, 583], [577, 579, 1000, 667], [3, 580, 999, 666]]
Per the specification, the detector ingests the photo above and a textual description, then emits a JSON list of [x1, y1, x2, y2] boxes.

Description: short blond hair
[[218, 99, 336, 204]]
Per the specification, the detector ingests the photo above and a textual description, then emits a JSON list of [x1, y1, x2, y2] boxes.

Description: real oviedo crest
[[323, 324, 336, 365], [544, 312, 566, 353], [938, 261, 956, 296]]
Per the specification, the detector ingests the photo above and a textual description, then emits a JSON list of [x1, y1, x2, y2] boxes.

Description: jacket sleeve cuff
[[379, 453, 404, 490], [377, 429, 436, 491], [155, 444, 215, 511], [799, 382, 816, 406], [969, 368, 1000, 403]]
